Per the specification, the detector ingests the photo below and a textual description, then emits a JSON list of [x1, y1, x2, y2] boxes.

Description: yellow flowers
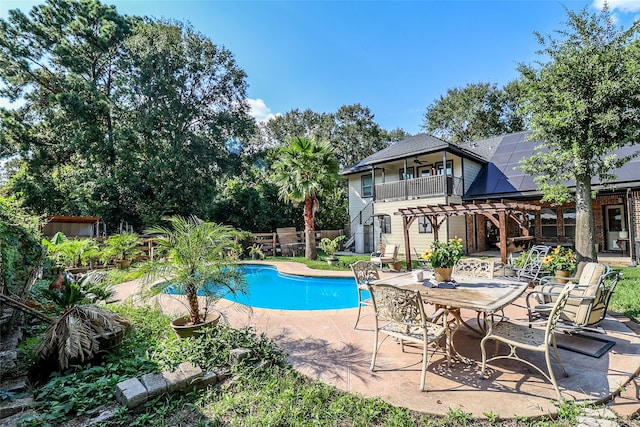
[[421, 238, 464, 268], [542, 246, 577, 272]]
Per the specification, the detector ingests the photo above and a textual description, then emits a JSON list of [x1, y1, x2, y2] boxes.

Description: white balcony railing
[[374, 175, 463, 202]]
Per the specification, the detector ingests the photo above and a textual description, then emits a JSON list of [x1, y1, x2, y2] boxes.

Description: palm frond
[[38, 305, 130, 370]]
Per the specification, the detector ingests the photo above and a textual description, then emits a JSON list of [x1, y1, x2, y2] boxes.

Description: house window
[[361, 174, 372, 198], [398, 167, 414, 180], [417, 165, 433, 176], [435, 160, 453, 176], [563, 207, 576, 237], [418, 217, 432, 233], [381, 216, 392, 234], [541, 208, 558, 237]]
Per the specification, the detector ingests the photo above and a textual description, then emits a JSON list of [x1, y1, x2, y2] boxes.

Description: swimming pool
[[222, 264, 363, 310]]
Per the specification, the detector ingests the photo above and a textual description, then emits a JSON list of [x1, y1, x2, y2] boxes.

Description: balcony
[[374, 175, 463, 202]]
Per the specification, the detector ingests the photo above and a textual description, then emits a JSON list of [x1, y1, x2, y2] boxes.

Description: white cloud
[[247, 98, 279, 123], [593, 0, 640, 12]]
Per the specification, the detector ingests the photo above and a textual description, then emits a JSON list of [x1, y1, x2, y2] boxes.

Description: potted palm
[[319, 235, 346, 265], [101, 232, 143, 269], [141, 215, 247, 338]]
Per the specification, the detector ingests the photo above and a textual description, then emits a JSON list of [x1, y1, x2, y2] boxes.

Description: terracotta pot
[[170, 312, 220, 339], [554, 270, 572, 284], [434, 267, 453, 282], [115, 259, 131, 269]]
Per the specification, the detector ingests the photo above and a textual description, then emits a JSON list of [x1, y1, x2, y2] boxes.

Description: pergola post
[[403, 216, 412, 271], [499, 210, 508, 264]]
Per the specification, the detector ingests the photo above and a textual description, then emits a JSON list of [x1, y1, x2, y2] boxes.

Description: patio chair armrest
[[525, 289, 559, 310], [540, 275, 579, 285]]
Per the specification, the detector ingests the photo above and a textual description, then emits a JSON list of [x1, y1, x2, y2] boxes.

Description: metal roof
[[464, 131, 640, 200]]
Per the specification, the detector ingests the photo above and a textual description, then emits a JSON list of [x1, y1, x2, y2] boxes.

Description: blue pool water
[[222, 264, 363, 310]]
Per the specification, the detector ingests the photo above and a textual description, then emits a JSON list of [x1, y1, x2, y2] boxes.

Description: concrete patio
[[114, 260, 640, 421]]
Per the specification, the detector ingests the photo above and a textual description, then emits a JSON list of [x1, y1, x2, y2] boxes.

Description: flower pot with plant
[[421, 238, 465, 282], [248, 243, 265, 260], [320, 235, 346, 265], [140, 215, 248, 338], [542, 246, 577, 282], [101, 232, 143, 269]]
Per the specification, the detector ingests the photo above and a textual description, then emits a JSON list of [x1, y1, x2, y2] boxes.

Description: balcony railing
[[374, 175, 463, 202]]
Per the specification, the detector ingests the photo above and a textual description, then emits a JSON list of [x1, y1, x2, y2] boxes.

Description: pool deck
[[113, 260, 640, 422]]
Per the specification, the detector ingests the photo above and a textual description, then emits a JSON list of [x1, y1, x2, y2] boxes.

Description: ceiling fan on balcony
[[413, 157, 424, 165]]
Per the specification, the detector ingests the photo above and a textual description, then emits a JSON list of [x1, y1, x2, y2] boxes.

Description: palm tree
[[142, 215, 246, 326], [272, 137, 340, 260]]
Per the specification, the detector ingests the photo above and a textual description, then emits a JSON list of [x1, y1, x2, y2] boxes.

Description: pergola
[[395, 202, 541, 267]]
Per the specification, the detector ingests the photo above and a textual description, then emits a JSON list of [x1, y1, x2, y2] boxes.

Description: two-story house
[[341, 131, 640, 265]]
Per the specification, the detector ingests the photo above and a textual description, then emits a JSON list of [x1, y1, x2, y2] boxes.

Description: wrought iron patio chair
[[350, 261, 380, 329], [370, 244, 399, 269], [481, 282, 576, 399], [367, 283, 446, 391], [504, 244, 551, 285], [453, 258, 495, 279], [526, 263, 619, 332]]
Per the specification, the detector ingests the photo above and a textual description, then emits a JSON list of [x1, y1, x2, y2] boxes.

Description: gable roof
[[340, 133, 489, 176], [465, 131, 640, 200]]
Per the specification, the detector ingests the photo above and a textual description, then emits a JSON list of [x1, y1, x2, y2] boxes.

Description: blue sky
[[1, 0, 639, 135]]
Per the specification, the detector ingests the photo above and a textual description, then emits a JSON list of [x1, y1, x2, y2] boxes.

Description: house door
[[605, 205, 625, 250]]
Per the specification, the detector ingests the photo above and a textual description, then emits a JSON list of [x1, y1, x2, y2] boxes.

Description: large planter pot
[[115, 259, 132, 269], [554, 270, 572, 284], [170, 312, 220, 339], [434, 267, 453, 282], [327, 257, 339, 266]]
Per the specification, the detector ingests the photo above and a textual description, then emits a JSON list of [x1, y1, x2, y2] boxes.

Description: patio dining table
[[371, 273, 529, 364]]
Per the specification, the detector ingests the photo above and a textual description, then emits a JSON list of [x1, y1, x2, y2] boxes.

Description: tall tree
[[113, 19, 254, 228], [422, 82, 527, 143], [518, 6, 640, 262], [272, 137, 339, 260], [329, 104, 390, 167], [0, 0, 132, 220], [0, 2, 253, 231]]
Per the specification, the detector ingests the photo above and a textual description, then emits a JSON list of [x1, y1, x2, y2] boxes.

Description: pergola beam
[[395, 202, 541, 267]]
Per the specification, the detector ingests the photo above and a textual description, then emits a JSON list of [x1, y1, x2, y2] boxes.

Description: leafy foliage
[[423, 81, 527, 143], [542, 246, 577, 272], [420, 238, 465, 268], [518, 6, 640, 260], [0, 2, 252, 232], [0, 196, 43, 295]]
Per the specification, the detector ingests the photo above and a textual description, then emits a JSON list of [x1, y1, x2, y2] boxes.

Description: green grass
[[610, 266, 640, 322], [262, 253, 371, 271]]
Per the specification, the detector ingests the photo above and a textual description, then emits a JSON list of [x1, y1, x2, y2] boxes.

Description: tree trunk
[[575, 175, 597, 263], [304, 197, 317, 260], [186, 282, 201, 324]]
